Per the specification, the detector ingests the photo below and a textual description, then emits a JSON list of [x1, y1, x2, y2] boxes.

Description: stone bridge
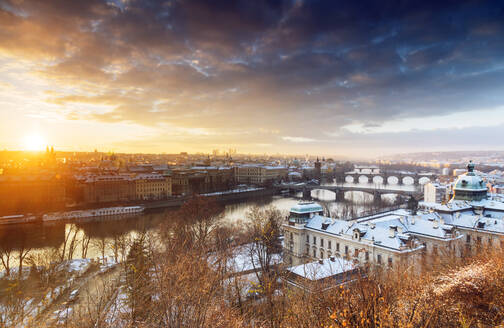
[[275, 183, 422, 203], [334, 171, 437, 186]]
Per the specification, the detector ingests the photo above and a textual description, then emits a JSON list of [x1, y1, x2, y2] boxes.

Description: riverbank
[[0, 188, 277, 225]]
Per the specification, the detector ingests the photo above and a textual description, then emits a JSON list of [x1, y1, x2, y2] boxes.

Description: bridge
[[334, 170, 437, 186], [275, 183, 422, 203]]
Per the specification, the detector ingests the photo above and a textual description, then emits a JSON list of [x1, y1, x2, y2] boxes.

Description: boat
[[0, 214, 37, 225], [42, 206, 145, 221]]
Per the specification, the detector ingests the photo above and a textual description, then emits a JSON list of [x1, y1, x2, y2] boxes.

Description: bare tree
[[0, 245, 13, 277]]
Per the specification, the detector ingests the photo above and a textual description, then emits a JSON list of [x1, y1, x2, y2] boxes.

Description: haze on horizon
[[1, 0, 504, 157]]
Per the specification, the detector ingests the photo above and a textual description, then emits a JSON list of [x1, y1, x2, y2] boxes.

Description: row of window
[[307, 234, 393, 266]]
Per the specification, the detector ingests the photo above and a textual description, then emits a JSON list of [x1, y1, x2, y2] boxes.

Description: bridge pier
[[302, 188, 311, 200], [397, 175, 404, 186], [335, 190, 345, 202], [382, 176, 388, 186], [373, 192, 382, 204]]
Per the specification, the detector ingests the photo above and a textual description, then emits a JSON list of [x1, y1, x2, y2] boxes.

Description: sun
[[22, 134, 47, 151]]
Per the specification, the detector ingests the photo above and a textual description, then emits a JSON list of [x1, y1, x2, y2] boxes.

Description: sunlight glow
[[22, 134, 47, 151]]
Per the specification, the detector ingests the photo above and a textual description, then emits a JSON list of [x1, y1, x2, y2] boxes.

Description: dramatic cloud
[[1, 0, 504, 156]]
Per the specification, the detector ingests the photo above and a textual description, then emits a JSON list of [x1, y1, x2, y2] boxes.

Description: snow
[[201, 187, 264, 197], [210, 243, 282, 274], [287, 257, 357, 281]]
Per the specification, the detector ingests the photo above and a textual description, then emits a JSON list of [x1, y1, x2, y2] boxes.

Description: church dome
[[452, 161, 487, 201]]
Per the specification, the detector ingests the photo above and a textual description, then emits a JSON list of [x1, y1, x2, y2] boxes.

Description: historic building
[[451, 161, 487, 201], [235, 164, 287, 185], [421, 162, 504, 251], [283, 202, 463, 267], [0, 173, 66, 215], [134, 173, 172, 200], [83, 174, 135, 204], [283, 162, 504, 271]]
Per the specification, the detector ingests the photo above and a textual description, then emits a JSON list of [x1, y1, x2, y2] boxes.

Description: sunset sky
[[1, 0, 504, 157]]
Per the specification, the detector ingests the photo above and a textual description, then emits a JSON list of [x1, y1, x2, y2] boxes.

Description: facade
[[171, 170, 209, 195], [423, 182, 449, 203], [134, 173, 172, 200], [190, 166, 235, 191], [283, 202, 464, 268], [0, 174, 66, 215], [235, 164, 287, 185], [84, 175, 135, 204]]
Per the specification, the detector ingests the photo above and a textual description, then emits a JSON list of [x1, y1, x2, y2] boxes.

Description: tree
[[125, 234, 152, 323]]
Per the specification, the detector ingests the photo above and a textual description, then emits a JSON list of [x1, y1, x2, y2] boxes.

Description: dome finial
[[467, 160, 475, 173]]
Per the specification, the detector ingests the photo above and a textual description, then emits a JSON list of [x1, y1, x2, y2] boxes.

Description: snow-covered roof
[[287, 257, 356, 281], [290, 202, 324, 214]]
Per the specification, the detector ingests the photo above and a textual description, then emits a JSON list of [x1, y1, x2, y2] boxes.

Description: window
[[466, 234, 471, 243], [377, 254, 382, 264], [477, 236, 482, 244], [336, 243, 340, 252], [313, 236, 316, 244], [433, 245, 438, 255], [388, 257, 393, 267], [328, 241, 332, 249], [320, 250, 324, 258], [313, 249, 316, 257], [344, 245, 348, 255], [320, 238, 324, 247], [354, 249, 359, 257], [365, 251, 369, 261], [290, 232, 293, 240], [306, 235, 309, 243]]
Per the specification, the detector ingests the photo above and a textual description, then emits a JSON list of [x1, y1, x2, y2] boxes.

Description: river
[[0, 181, 419, 268]]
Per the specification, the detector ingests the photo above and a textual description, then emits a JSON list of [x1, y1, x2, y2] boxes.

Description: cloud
[[282, 136, 317, 143], [1, 0, 504, 154]]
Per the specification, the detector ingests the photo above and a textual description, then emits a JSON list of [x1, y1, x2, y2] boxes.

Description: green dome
[[452, 161, 487, 201]]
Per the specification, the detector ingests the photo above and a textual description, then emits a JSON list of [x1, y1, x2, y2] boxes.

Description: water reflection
[[0, 183, 411, 266]]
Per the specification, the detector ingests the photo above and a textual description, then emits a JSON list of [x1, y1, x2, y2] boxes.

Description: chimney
[[389, 225, 397, 238], [433, 220, 439, 229], [411, 217, 415, 225], [330, 256, 335, 262], [440, 217, 445, 225]]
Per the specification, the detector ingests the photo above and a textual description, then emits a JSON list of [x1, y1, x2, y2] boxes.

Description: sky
[[0, 0, 504, 158]]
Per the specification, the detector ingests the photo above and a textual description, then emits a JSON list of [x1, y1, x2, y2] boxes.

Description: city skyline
[[1, 0, 504, 156]]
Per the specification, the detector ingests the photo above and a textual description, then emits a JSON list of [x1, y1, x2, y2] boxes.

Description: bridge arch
[[358, 175, 369, 184], [418, 177, 431, 185], [372, 176, 384, 184], [402, 176, 414, 185], [387, 176, 399, 185]]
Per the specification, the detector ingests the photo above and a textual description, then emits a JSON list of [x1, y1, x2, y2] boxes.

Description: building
[[171, 170, 209, 195], [190, 166, 235, 192], [84, 175, 135, 204], [134, 173, 172, 200], [451, 161, 487, 201], [0, 174, 65, 215], [423, 182, 449, 203], [235, 164, 287, 185], [283, 202, 463, 268], [420, 162, 504, 251], [284, 256, 360, 292], [280, 161, 504, 283]]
